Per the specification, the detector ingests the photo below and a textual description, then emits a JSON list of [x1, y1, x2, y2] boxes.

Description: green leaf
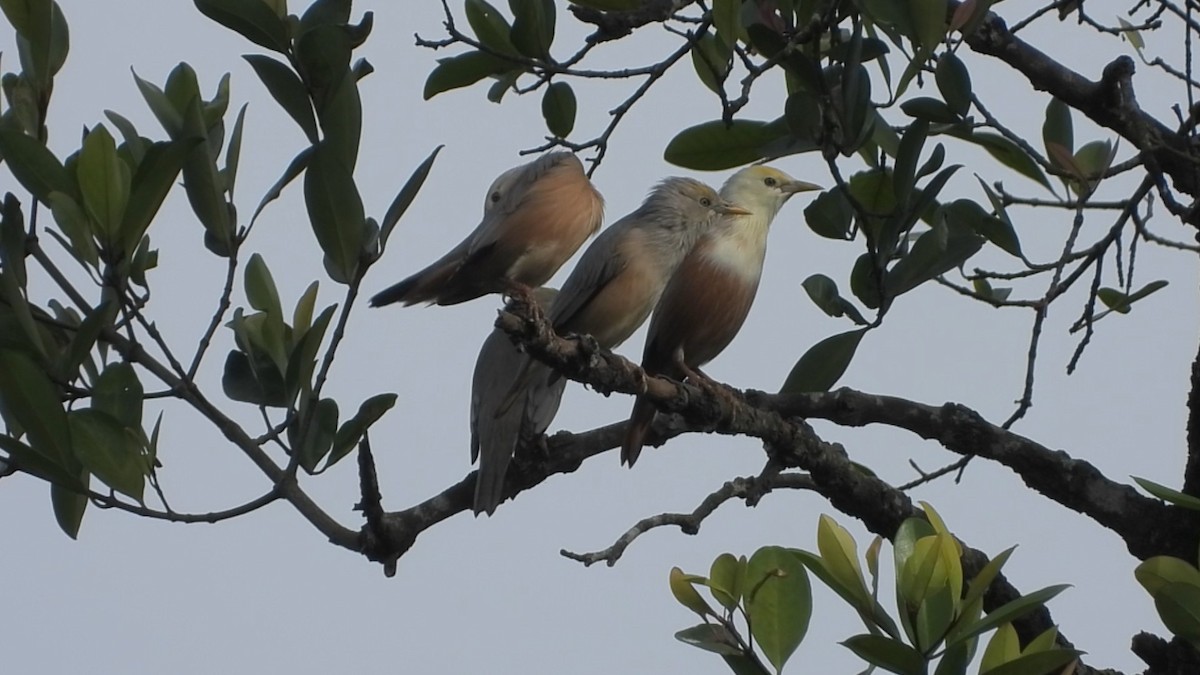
[[93, 362, 143, 429], [295, 397, 338, 473], [691, 31, 730, 95], [423, 50, 512, 100], [909, 0, 947, 51], [664, 119, 789, 170], [900, 96, 959, 123], [284, 304, 335, 398], [68, 408, 144, 500], [304, 140, 366, 283], [1132, 476, 1200, 510], [59, 301, 113, 381], [1097, 280, 1168, 314], [465, 0, 518, 56], [893, 119, 929, 206], [956, 585, 1071, 644], [887, 218, 984, 296], [802, 274, 869, 325], [745, 546, 811, 673], [780, 329, 866, 394], [850, 253, 883, 310], [708, 553, 745, 610], [122, 138, 196, 252], [541, 81, 576, 138], [0, 349, 72, 467], [222, 349, 288, 407], [244, 54, 319, 143], [815, 514, 870, 606], [379, 145, 442, 251], [1042, 97, 1073, 158], [959, 131, 1052, 192], [842, 634, 924, 675], [1023, 626, 1060, 655], [1117, 17, 1145, 55], [45, 192, 97, 268], [981, 649, 1080, 675], [193, 0, 289, 52], [675, 623, 743, 657], [1154, 581, 1200, 643], [980, 622, 1020, 672], [244, 253, 283, 318], [934, 641, 973, 675], [325, 392, 397, 469], [0, 432, 78, 487], [712, 0, 740, 46], [935, 52, 971, 116], [957, 546, 1016, 621], [132, 69, 184, 137], [77, 125, 131, 242], [669, 567, 716, 618], [509, 0, 555, 59], [1135, 556, 1200, 596], [0, 129, 74, 203], [51, 471, 89, 539], [803, 189, 853, 240]]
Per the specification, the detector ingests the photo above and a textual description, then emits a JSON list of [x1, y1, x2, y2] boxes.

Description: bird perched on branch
[[369, 152, 604, 307], [470, 287, 564, 516], [620, 166, 821, 467], [493, 177, 748, 464]]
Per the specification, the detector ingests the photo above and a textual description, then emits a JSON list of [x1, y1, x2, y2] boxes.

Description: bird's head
[[720, 165, 822, 219]]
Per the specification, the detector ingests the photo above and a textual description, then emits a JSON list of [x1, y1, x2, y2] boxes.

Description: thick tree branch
[[1185, 327, 1200, 495], [569, 0, 697, 43]]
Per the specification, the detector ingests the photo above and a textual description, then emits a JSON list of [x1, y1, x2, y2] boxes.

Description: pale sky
[[2, 1, 1195, 673]]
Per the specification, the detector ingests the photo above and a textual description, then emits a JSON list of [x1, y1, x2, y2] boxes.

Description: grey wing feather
[[548, 225, 630, 329]]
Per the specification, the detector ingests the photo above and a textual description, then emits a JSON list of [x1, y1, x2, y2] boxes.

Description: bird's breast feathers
[[692, 214, 771, 281]]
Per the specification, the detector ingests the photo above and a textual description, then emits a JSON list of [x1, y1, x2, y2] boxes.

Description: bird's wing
[[548, 225, 634, 330]]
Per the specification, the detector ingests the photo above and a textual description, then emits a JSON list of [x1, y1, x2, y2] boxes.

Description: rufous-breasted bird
[[620, 166, 821, 466], [496, 177, 749, 419], [470, 287, 565, 516], [370, 152, 604, 307]]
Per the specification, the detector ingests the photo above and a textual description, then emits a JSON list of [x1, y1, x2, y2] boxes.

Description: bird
[[470, 287, 565, 516], [369, 151, 604, 307], [494, 177, 748, 430], [620, 165, 821, 467]]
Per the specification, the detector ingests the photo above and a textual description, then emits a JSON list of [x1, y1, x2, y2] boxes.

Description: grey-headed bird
[[470, 288, 565, 516], [620, 166, 821, 466], [370, 152, 604, 307]]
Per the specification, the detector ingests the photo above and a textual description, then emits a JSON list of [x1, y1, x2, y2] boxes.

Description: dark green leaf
[[934, 641, 973, 675], [802, 274, 868, 325], [509, 0, 555, 59], [296, 397, 338, 473], [132, 69, 183, 137], [944, 199, 1022, 257], [960, 131, 1052, 192], [122, 138, 196, 252], [0, 433, 82, 488], [708, 553, 744, 610], [746, 546, 811, 673], [901, 97, 959, 123], [935, 52, 971, 116], [325, 393, 397, 469], [887, 219, 984, 296], [193, 0, 289, 52], [910, 0, 948, 51], [284, 304, 335, 398], [711, 0, 740, 46], [104, 110, 148, 165], [68, 408, 144, 500], [77, 125, 130, 242], [957, 585, 1071, 644], [691, 31, 730, 95], [423, 50, 512, 100], [850, 253, 883, 309], [304, 141, 365, 283], [51, 471, 89, 539], [0, 129, 74, 203], [894, 119, 929, 205], [222, 349, 288, 407], [380, 145, 442, 251], [804, 189, 853, 240], [245, 54, 319, 143], [664, 118, 789, 170], [0, 348, 72, 466], [298, 0, 350, 33], [93, 362, 143, 429], [916, 585, 955, 652], [1042, 97, 1073, 158], [465, 0, 518, 56], [541, 81, 576, 138], [780, 329, 867, 394], [842, 634, 925, 675]]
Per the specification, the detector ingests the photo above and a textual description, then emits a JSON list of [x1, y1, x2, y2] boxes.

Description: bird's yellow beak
[[716, 201, 754, 216], [781, 180, 823, 194]]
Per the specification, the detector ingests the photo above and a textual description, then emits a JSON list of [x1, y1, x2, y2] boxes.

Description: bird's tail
[[621, 396, 656, 467]]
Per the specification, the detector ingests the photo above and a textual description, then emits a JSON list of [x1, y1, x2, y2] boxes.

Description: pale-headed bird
[[470, 288, 565, 516], [620, 166, 821, 466], [370, 152, 604, 307]]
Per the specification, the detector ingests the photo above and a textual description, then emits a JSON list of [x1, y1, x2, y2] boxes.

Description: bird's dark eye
[[490, 191, 502, 204], [764, 176, 778, 187], [700, 197, 713, 207]]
